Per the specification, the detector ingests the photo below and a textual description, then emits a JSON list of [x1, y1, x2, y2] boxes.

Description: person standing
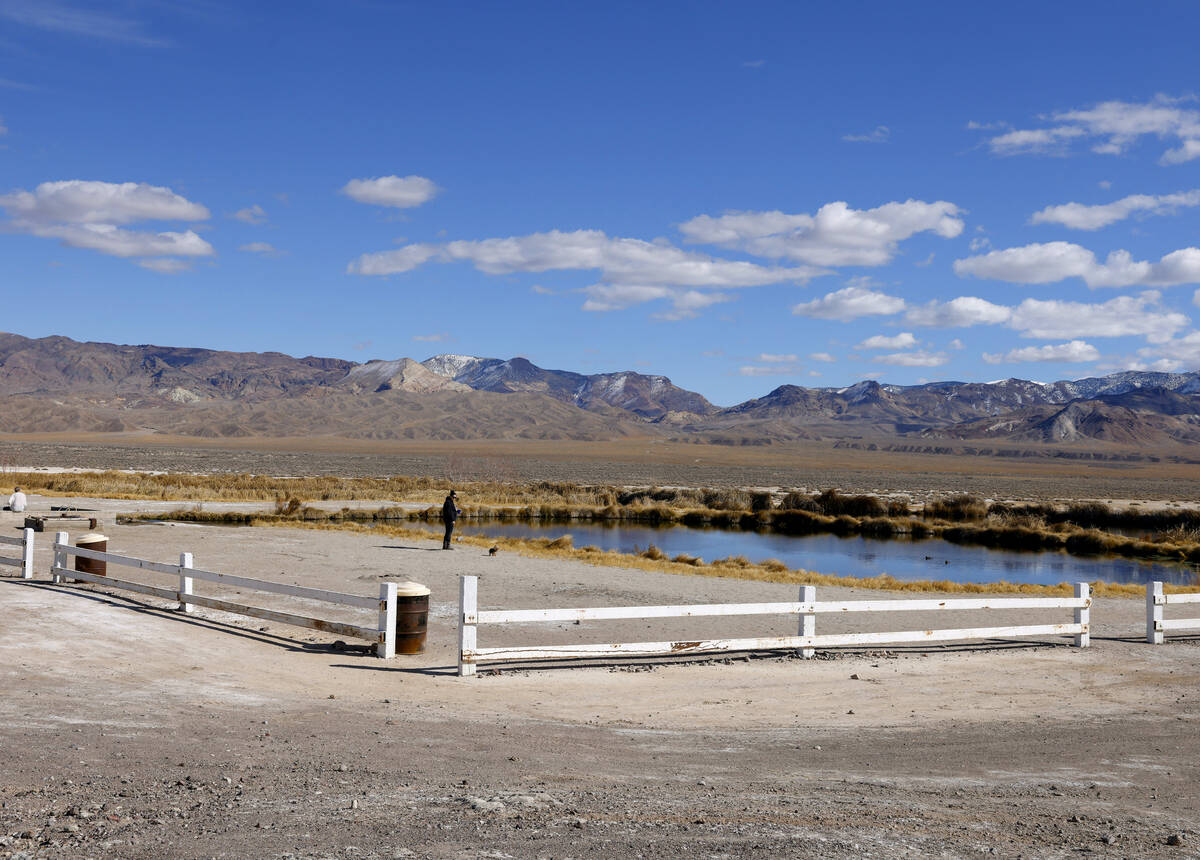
[[7, 487, 27, 513], [442, 490, 460, 549]]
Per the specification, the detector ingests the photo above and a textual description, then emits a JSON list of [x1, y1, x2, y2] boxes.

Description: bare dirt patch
[[2, 505, 1199, 857]]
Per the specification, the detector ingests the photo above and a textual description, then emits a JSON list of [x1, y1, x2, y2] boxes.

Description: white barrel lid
[[76, 533, 108, 545], [395, 581, 431, 597]]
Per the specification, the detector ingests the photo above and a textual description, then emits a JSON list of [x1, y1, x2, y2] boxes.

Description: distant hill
[[0, 330, 1197, 451]]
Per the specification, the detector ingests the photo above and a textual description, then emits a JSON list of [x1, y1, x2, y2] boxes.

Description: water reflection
[[458, 520, 1199, 587]]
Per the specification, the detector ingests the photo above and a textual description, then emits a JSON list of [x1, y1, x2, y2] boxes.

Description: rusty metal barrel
[[75, 533, 108, 577], [394, 581, 431, 654]]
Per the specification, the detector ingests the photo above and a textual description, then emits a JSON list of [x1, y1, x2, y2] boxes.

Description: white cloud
[[982, 340, 1101, 364], [0, 114, 6, 135], [239, 242, 277, 255], [873, 350, 948, 367], [0, 180, 214, 265], [581, 284, 733, 320], [231, 204, 267, 224], [1031, 190, 1200, 230], [1009, 292, 1188, 343], [530, 284, 555, 295], [0, 180, 209, 224], [341, 175, 439, 208], [350, 228, 815, 316], [1137, 332, 1200, 366], [739, 363, 803, 376], [757, 352, 798, 363], [679, 199, 963, 267], [981, 95, 1200, 165], [855, 332, 917, 350], [843, 125, 890, 143], [810, 352, 836, 363], [413, 333, 449, 342], [136, 258, 190, 274], [948, 338, 965, 350], [954, 241, 1200, 288], [23, 222, 213, 258], [1194, 288, 1200, 307], [969, 236, 991, 251], [904, 296, 1012, 327], [791, 286, 905, 321]]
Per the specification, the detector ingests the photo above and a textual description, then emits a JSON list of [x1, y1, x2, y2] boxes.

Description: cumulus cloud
[[905, 296, 1012, 327], [341, 175, 439, 208], [982, 340, 1101, 364], [1009, 292, 1187, 343], [231, 204, 267, 224], [1137, 332, 1200, 366], [856, 332, 917, 350], [0, 180, 209, 224], [0, 179, 213, 270], [679, 199, 963, 267], [843, 125, 890, 143], [948, 338, 965, 350], [954, 241, 1200, 288], [809, 352, 836, 362], [739, 362, 804, 376], [792, 286, 906, 321], [1194, 288, 1200, 307], [981, 95, 1200, 165], [1031, 190, 1200, 230], [351, 228, 816, 316], [239, 242, 277, 255], [873, 350, 948, 367], [137, 258, 191, 274]]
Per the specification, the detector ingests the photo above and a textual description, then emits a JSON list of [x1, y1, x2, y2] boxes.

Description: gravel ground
[[2, 503, 1199, 858]]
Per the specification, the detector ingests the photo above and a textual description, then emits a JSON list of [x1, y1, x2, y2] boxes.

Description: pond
[[457, 520, 1200, 587]]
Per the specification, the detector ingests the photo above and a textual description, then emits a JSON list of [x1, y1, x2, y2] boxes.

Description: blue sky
[[3, 1, 1200, 405]]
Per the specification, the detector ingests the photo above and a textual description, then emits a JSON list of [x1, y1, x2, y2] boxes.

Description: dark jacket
[[442, 495, 459, 524]]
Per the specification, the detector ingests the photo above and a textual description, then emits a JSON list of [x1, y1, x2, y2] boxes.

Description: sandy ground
[[2, 499, 1200, 858]]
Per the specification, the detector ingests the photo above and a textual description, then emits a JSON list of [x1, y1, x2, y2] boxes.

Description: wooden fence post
[[1147, 581, 1164, 645], [52, 531, 69, 584], [377, 582, 398, 658], [178, 552, 194, 614], [799, 585, 816, 659], [21, 527, 34, 580], [459, 575, 478, 677], [1073, 582, 1090, 647]]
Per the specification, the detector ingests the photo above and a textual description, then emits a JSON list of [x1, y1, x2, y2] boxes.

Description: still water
[[458, 520, 1199, 587]]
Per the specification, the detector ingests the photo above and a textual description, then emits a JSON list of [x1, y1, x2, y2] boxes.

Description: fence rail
[[0, 528, 34, 579], [51, 531, 400, 657], [1146, 582, 1200, 644], [457, 575, 1091, 675]]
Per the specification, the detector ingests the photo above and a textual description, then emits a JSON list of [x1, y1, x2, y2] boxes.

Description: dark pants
[[443, 521, 454, 549]]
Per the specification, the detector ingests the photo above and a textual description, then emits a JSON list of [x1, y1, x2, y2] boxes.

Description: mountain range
[[0, 331, 1197, 449]]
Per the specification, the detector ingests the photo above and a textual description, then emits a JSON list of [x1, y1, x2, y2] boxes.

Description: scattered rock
[[1168, 833, 1186, 846]]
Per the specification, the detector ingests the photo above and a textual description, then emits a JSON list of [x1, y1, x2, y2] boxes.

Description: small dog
[[488, 546, 498, 557]]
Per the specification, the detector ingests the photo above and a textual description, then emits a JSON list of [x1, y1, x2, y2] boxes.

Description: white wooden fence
[[51, 531, 402, 658], [0, 528, 34, 580], [457, 575, 1091, 675], [1146, 581, 1200, 644]]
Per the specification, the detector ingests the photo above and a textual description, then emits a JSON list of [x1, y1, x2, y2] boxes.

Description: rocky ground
[[2, 499, 1199, 858]]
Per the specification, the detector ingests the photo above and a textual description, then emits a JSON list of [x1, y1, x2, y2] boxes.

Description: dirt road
[[1, 504, 1198, 858]]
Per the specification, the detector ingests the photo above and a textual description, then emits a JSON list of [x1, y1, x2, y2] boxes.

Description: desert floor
[[2, 497, 1199, 858]]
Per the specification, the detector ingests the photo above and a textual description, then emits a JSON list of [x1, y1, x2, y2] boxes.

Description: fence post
[[799, 585, 816, 658], [1147, 581, 1164, 645], [51, 531, 69, 584], [377, 582, 397, 658], [1073, 581, 1090, 647], [21, 527, 34, 580], [178, 552, 194, 614], [458, 575, 477, 677]]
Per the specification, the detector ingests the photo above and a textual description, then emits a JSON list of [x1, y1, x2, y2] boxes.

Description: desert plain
[[1, 439, 1199, 858]]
